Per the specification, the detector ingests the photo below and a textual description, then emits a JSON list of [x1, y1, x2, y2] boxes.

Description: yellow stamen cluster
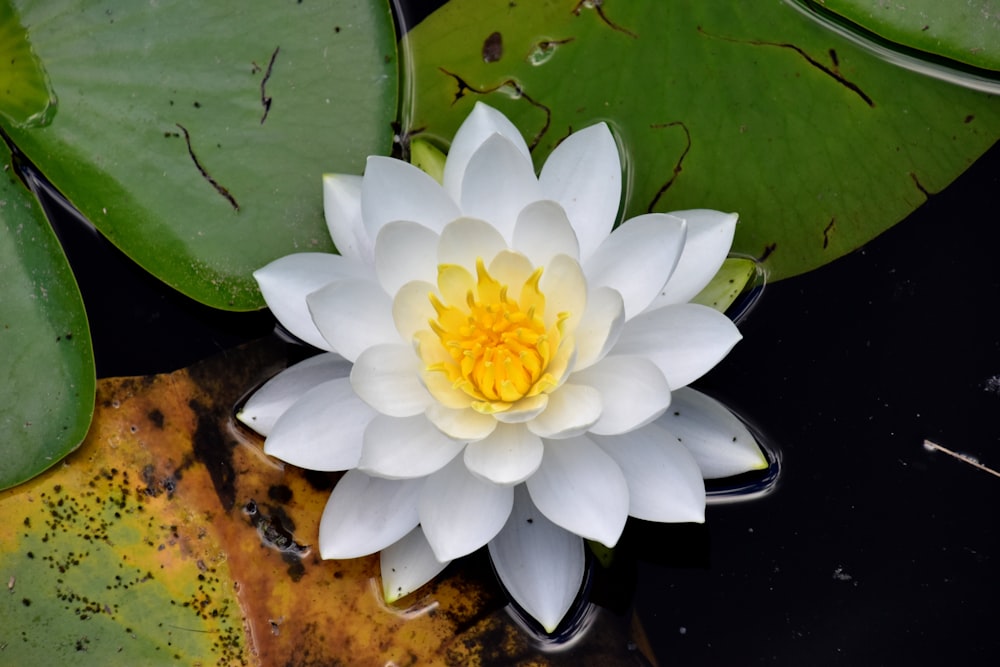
[[428, 258, 565, 411]]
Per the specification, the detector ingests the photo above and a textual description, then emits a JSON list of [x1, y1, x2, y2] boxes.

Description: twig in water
[[923, 439, 1000, 479]]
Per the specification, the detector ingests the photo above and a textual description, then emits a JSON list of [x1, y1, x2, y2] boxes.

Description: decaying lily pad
[[0, 338, 656, 666]]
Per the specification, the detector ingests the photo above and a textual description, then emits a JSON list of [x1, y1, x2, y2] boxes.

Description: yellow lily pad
[[0, 339, 654, 666]]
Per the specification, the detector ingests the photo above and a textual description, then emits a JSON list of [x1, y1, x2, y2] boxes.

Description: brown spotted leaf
[[0, 338, 654, 666]]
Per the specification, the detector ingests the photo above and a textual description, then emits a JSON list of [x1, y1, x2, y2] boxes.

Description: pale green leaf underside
[[0, 143, 95, 490], [404, 0, 1000, 281], [2, 0, 398, 310], [692, 258, 756, 314], [0, 1, 56, 127]]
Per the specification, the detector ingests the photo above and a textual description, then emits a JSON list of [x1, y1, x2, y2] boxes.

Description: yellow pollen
[[427, 258, 562, 408]]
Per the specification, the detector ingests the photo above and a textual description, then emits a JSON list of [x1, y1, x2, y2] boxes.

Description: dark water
[[31, 2, 1000, 664]]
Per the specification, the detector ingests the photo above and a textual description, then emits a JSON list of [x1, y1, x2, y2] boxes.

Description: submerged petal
[[611, 303, 742, 390], [318, 471, 422, 559], [646, 210, 738, 310], [420, 456, 514, 561], [489, 485, 585, 633], [351, 343, 431, 417], [526, 436, 629, 547], [464, 423, 544, 485], [443, 102, 532, 201], [361, 155, 461, 239], [359, 414, 466, 480], [254, 253, 369, 350], [237, 353, 351, 436], [658, 388, 768, 478], [583, 213, 685, 319], [381, 526, 450, 603], [265, 377, 376, 471], [323, 173, 372, 265], [570, 355, 671, 435], [593, 422, 706, 523], [538, 122, 622, 262], [307, 278, 398, 362]]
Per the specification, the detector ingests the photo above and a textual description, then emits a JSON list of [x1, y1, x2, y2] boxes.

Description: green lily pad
[[1, 0, 397, 311], [403, 0, 1000, 281], [794, 0, 1000, 73], [0, 140, 94, 490]]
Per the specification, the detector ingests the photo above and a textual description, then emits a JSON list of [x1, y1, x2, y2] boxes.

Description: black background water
[[37, 2, 1000, 664]]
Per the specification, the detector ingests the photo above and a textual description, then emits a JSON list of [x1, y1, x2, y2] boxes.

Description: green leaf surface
[[802, 0, 1000, 72], [1, 0, 397, 311], [403, 0, 1000, 281], [0, 141, 94, 490]]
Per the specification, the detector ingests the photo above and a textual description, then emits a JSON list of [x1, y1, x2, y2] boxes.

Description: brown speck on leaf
[[482, 31, 503, 63]]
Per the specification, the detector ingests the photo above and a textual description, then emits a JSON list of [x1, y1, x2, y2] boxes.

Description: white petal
[[538, 253, 588, 332], [323, 173, 373, 265], [359, 414, 466, 480], [443, 102, 532, 202], [526, 383, 602, 439], [351, 343, 431, 417], [512, 199, 581, 265], [420, 456, 514, 561], [237, 353, 351, 436], [254, 253, 369, 350], [492, 393, 549, 424], [489, 485, 585, 633], [538, 122, 622, 262], [593, 423, 706, 523], [647, 210, 738, 310], [437, 217, 508, 270], [612, 304, 742, 390], [583, 213, 685, 319], [307, 278, 397, 362], [381, 526, 450, 603], [487, 250, 535, 291], [526, 436, 629, 547], [570, 355, 671, 435], [464, 423, 544, 485], [265, 377, 375, 471], [573, 287, 626, 370], [361, 156, 461, 239], [318, 471, 422, 559], [658, 388, 768, 478], [460, 134, 543, 243], [393, 280, 437, 341], [425, 403, 498, 440], [374, 221, 439, 294]]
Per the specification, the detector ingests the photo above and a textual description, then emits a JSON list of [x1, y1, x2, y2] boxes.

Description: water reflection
[[785, 0, 1000, 95]]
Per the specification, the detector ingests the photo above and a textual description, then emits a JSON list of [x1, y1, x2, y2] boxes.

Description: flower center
[[428, 258, 564, 409]]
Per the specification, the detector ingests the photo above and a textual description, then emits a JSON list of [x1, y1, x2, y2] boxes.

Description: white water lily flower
[[238, 102, 767, 633]]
